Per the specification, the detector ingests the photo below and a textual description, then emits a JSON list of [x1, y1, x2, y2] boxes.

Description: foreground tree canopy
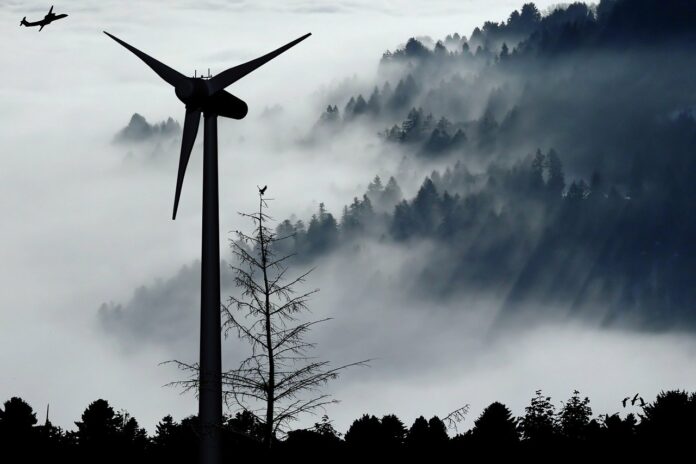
[[1, 390, 695, 461]]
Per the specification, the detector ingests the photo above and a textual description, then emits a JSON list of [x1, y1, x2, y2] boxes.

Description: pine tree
[[545, 149, 566, 195]]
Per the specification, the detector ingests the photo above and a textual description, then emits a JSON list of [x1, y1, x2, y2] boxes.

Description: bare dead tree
[[443, 404, 470, 434], [224, 190, 369, 447], [170, 188, 367, 448]]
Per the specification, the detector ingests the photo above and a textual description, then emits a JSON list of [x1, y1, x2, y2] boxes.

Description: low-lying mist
[[4, 0, 696, 437], [99, 236, 696, 434]]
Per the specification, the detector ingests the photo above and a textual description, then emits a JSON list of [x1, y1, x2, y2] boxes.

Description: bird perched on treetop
[[259, 185, 267, 195]]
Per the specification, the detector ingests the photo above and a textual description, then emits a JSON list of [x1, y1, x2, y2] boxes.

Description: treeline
[[272, 175, 402, 259], [273, 145, 696, 329], [3, 390, 695, 462], [380, 0, 696, 64], [317, 0, 696, 169]]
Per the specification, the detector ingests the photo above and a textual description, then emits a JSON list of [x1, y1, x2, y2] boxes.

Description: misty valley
[[3, 0, 696, 462]]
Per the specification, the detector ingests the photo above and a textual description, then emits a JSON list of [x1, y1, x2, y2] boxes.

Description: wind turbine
[[105, 31, 311, 464]]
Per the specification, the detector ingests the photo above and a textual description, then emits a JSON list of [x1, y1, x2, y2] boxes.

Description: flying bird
[[631, 393, 640, 406], [622, 397, 631, 408], [259, 185, 267, 195], [639, 397, 645, 407], [20, 5, 67, 31]]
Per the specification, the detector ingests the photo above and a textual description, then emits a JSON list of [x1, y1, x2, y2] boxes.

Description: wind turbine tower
[[105, 30, 311, 464]]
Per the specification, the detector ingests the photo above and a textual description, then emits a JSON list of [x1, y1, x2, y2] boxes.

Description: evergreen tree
[[520, 2, 542, 25], [367, 87, 381, 115], [353, 95, 368, 117], [406, 416, 431, 449], [345, 414, 382, 449], [383, 176, 403, 208], [545, 149, 566, 195], [500, 42, 510, 60], [0, 397, 37, 431], [318, 105, 340, 126], [344, 97, 356, 119], [75, 399, 121, 449], [638, 390, 696, 459], [450, 129, 467, 147], [401, 107, 424, 142], [0, 397, 38, 454], [381, 414, 407, 448], [471, 402, 519, 447], [531, 149, 546, 191], [427, 416, 449, 443]]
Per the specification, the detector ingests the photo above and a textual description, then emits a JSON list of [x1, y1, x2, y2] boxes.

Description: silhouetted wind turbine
[[105, 30, 311, 464]]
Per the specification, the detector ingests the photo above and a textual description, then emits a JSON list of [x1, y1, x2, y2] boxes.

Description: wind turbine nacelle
[[175, 80, 248, 119], [205, 91, 248, 120]]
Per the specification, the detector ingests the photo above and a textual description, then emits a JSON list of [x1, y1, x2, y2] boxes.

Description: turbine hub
[[175, 79, 209, 105]]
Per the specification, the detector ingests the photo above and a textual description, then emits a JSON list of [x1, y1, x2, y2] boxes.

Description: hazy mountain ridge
[[292, 0, 696, 329], [100, 0, 696, 343], [113, 113, 181, 144]]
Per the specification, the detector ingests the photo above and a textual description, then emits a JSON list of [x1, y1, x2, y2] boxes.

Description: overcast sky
[[2, 0, 696, 436]]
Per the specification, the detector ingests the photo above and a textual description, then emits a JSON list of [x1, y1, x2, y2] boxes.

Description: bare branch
[[443, 404, 471, 434]]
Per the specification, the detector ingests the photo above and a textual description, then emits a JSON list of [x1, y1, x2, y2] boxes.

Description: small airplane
[[20, 6, 68, 31]]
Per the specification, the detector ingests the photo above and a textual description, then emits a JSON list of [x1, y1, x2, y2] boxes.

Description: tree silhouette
[[404, 415, 448, 452], [520, 389, 557, 443], [0, 396, 37, 431], [406, 416, 430, 449], [531, 150, 546, 191], [173, 190, 366, 449], [470, 402, 519, 456], [74, 399, 146, 463], [345, 414, 382, 449], [638, 390, 696, 460], [75, 399, 120, 451], [151, 414, 188, 462], [0, 397, 38, 455], [545, 149, 565, 195], [283, 415, 342, 453], [558, 390, 592, 441], [381, 414, 407, 449], [3, 389, 696, 458]]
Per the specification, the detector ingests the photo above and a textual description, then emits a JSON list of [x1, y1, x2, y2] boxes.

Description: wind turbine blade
[[207, 33, 311, 95], [104, 31, 187, 88], [173, 108, 201, 220]]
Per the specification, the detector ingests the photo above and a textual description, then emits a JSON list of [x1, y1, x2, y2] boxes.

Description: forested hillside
[[277, 0, 696, 330]]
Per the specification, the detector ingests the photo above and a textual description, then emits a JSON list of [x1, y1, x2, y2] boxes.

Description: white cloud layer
[[4, 0, 694, 436]]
